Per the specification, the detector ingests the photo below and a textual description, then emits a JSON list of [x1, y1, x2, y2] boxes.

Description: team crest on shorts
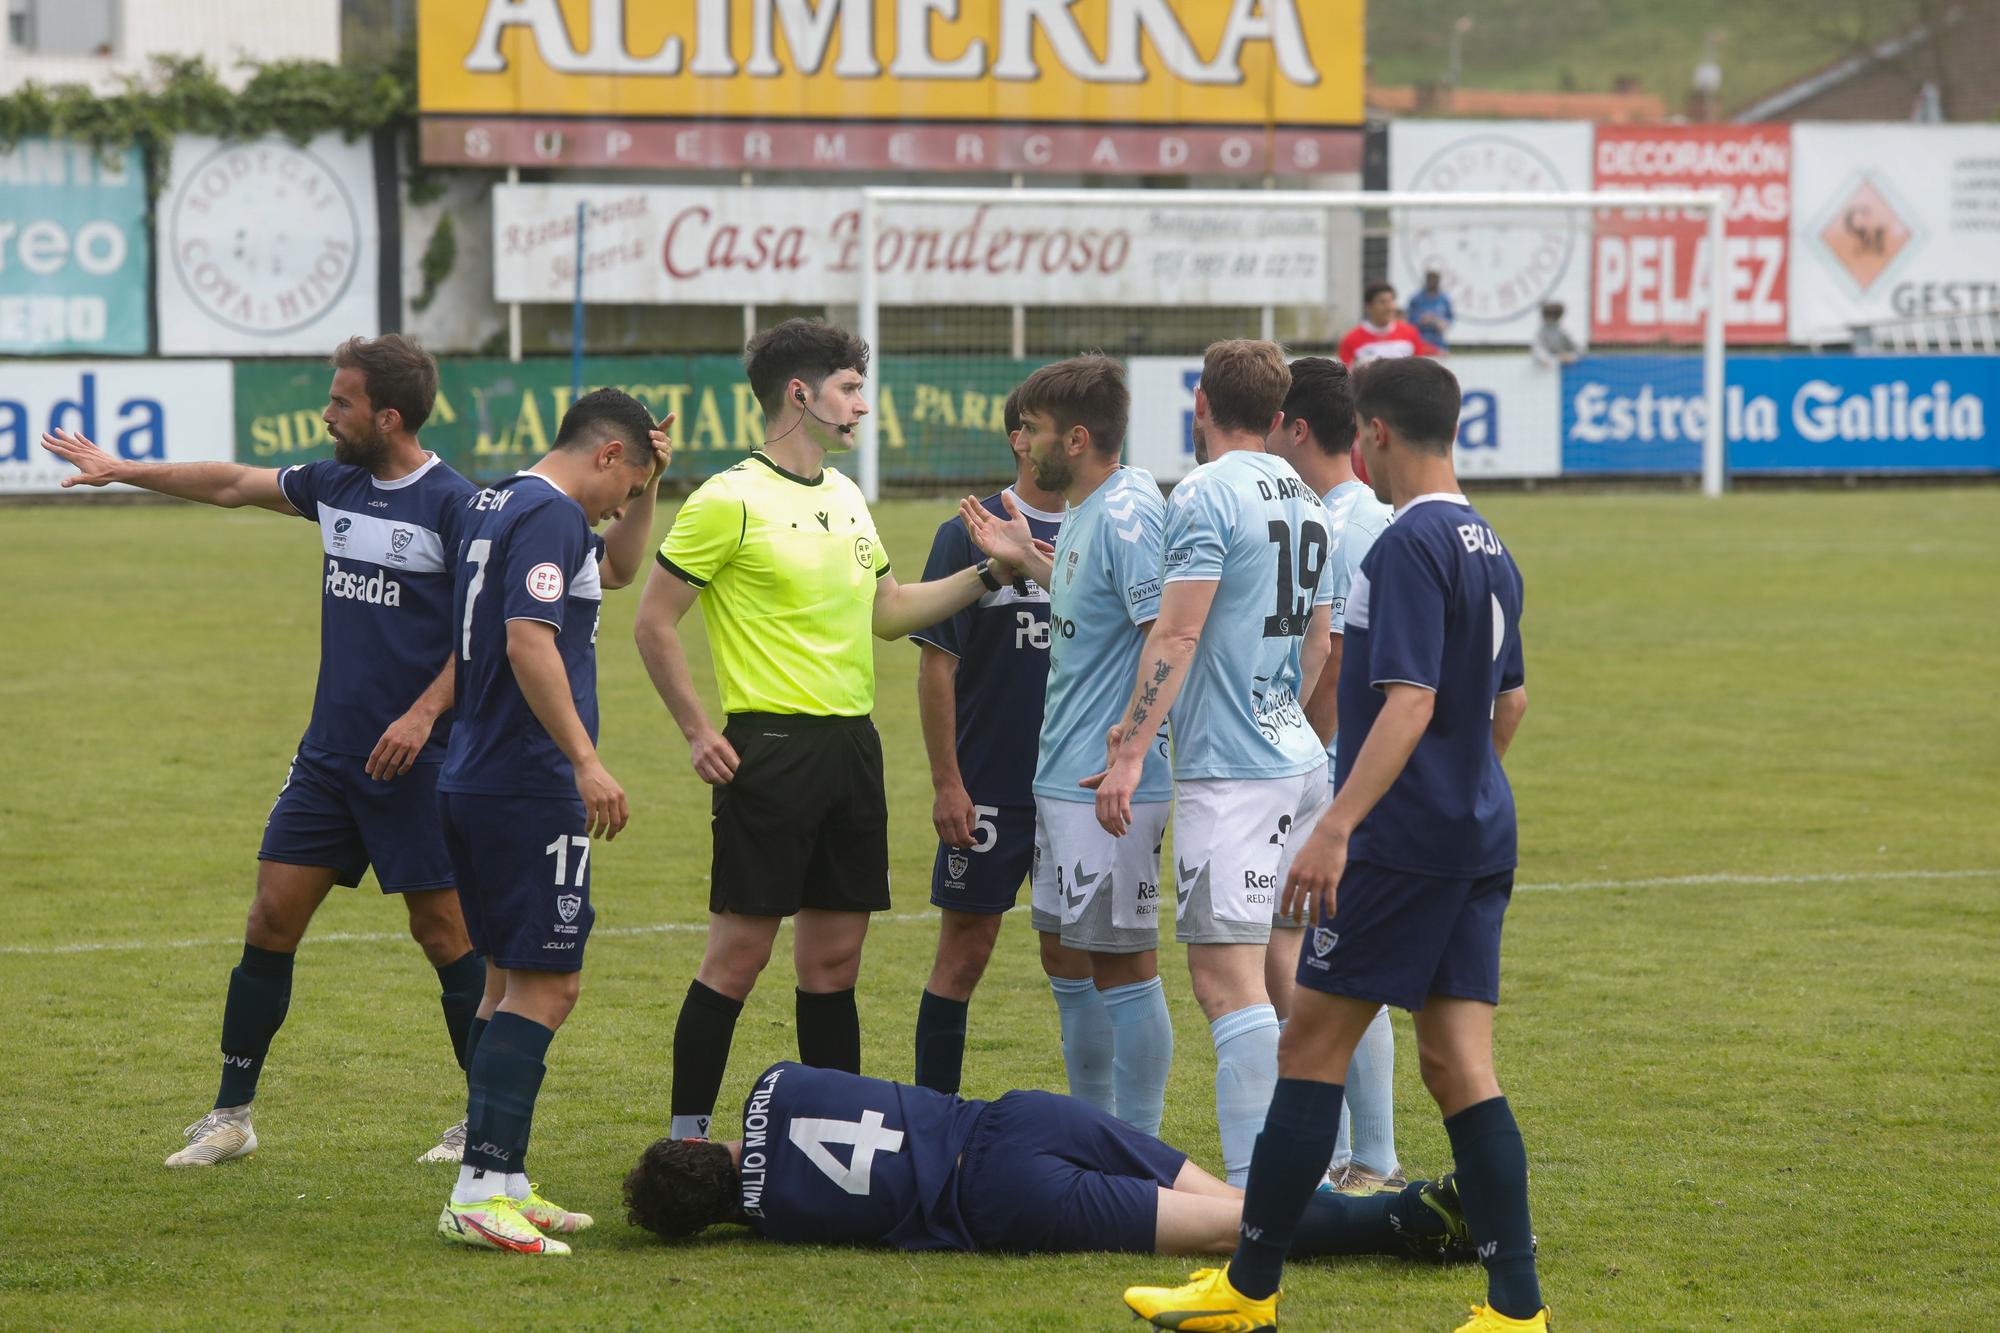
[[946, 851, 969, 881], [1312, 926, 1339, 958], [556, 893, 582, 924]]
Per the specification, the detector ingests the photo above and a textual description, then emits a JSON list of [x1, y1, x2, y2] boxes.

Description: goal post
[[854, 186, 1731, 501]]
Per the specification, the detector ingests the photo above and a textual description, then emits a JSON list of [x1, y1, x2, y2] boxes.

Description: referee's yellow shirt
[[657, 452, 890, 717]]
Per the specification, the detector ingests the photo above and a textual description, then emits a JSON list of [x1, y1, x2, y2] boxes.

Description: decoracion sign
[[491, 185, 1332, 307], [1789, 123, 2000, 344], [1387, 121, 1594, 347], [0, 137, 149, 355], [1590, 125, 1790, 345], [1, 361, 234, 494], [418, 0, 1363, 175], [155, 134, 381, 355]]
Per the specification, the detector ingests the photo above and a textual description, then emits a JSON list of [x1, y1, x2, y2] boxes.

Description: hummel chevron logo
[[1176, 858, 1206, 911], [1066, 862, 1099, 910]]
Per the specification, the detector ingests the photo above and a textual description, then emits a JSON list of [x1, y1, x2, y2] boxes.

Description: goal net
[[852, 187, 1728, 499]]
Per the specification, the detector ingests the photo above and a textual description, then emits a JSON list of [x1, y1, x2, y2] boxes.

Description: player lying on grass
[[624, 1062, 1472, 1261]]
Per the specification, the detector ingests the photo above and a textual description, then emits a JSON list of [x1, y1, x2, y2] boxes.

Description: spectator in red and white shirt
[[1336, 282, 1441, 367]]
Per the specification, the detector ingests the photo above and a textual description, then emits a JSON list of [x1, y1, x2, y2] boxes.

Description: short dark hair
[[1353, 357, 1462, 455], [330, 334, 438, 432], [1363, 281, 1396, 305], [1282, 357, 1357, 456], [1002, 385, 1025, 438], [624, 1138, 742, 1241], [1014, 355, 1128, 456], [1200, 339, 1291, 436], [744, 318, 870, 416], [555, 386, 655, 461]]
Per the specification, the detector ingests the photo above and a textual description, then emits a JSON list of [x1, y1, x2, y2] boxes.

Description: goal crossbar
[[855, 186, 1729, 500]]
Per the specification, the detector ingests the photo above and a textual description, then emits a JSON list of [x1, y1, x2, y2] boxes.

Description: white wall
[[1, 0, 340, 92]]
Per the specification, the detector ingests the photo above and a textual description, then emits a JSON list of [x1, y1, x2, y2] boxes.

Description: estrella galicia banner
[[1561, 353, 1999, 474], [232, 354, 1040, 483], [0, 137, 149, 355]]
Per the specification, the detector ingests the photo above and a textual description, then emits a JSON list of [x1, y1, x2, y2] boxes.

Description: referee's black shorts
[[710, 712, 891, 916]]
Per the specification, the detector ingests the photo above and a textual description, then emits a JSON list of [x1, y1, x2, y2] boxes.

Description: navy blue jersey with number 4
[[440, 473, 606, 798], [1337, 493, 1526, 878], [909, 488, 1063, 806], [737, 1062, 987, 1251], [277, 455, 477, 760]]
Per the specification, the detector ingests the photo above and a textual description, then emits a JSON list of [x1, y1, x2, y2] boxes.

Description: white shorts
[[1172, 764, 1331, 945], [1031, 796, 1170, 954]]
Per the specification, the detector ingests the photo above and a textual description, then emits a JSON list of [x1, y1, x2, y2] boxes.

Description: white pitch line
[[3, 869, 1993, 959]]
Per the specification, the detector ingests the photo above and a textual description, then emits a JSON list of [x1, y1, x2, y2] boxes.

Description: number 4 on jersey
[[789, 1111, 906, 1195]]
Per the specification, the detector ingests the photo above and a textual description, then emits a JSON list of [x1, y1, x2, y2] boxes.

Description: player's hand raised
[[576, 756, 629, 840], [1281, 823, 1348, 925], [39, 428, 125, 486], [958, 493, 1036, 569], [689, 727, 740, 785], [932, 779, 977, 848], [365, 707, 435, 781], [647, 413, 676, 483]]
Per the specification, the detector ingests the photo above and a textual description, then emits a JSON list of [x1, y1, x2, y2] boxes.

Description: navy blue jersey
[[277, 455, 477, 761], [909, 488, 1063, 805], [439, 473, 606, 798], [737, 1062, 988, 1252], [1337, 493, 1525, 877]]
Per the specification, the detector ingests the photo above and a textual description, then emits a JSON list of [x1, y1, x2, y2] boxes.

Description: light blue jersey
[[1162, 450, 1332, 781], [1034, 466, 1173, 805], [1321, 477, 1394, 774]]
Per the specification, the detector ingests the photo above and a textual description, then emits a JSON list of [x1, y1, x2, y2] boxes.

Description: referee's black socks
[[670, 980, 744, 1140], [215, 943, 294, 1109], [796, 987, 861, 1074]]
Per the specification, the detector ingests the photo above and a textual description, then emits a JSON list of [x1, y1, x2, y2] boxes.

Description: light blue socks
[[1100, 976, 1174, 1136], [1210, 1002, 1281, 1185], [1345, 1005, 1399, 1176], [1049, 975, 1114, 1113]]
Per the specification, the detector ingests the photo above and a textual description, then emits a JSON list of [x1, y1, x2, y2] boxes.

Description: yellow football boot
[[1123, 1266, 1278, 1332], [1453, 1304, 1550, 1331]]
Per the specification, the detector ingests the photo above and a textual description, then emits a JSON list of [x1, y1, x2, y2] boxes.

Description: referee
[[635, 318, 1024, 1141]]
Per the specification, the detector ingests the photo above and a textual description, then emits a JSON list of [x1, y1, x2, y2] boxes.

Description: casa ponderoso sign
[[418, 0, 1362, 176]]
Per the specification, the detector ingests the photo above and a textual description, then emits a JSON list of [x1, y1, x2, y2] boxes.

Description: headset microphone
[[793, 386, 854, 438]]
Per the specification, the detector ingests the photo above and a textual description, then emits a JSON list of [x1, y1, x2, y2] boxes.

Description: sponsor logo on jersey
[[525, 562, 565, 601], [1129, 577, 1161, 605], [1164, 545, 1192, 569], [324, 558, 403, 606], [331, 515, 352, 550]]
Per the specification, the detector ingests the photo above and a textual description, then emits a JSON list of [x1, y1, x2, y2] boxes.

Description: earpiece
[[795, 388, 806, 403]]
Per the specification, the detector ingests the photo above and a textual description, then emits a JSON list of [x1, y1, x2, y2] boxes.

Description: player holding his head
[[434, 388, 671, 1255], [1338, 281, 1442, 367], [635, 319, 1024, 1144], [1087, 340, 1334, 1185], [959, 357, 1175, 1135], [908, 387, 1069, 1095], [42, 335, 489, 1168], [1126, 356, 1544, 1331], [622, 1061, 1473, 1265], [1267, 355, 1403, 1195]]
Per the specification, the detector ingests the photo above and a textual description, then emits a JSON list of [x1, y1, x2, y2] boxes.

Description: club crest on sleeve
[[556, 893, 582, 924], [526, 563, 565, 601], [1312, 926, 1339, 958]]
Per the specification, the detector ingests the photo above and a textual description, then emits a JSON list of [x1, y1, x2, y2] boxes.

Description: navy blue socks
[[435, 951, 485, 1074], [1228, 1077, 1345, 1300], [913, 989, 969, 1094], [215, 943, 294, 1109], [1444, 1096, 1543, 1320], [461, 1012, 555, 1178]]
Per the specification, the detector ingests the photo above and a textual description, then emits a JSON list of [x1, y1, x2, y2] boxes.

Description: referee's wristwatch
[[974, 560, 1003, 592]]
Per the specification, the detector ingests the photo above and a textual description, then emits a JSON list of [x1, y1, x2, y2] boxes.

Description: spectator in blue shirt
[[1405, 270, 1454, 352]]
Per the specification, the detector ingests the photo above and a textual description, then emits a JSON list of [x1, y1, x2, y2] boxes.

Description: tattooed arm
[[1084, 578, 1219, 835]]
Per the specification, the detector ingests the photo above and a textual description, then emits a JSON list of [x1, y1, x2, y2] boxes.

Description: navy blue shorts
[[257, 744, 453, 893], [929, 804, 1035, 913], [438, 791, 595, 973], [956, 1090, 1187, 1253], [1295, 860, 1513, 1012]]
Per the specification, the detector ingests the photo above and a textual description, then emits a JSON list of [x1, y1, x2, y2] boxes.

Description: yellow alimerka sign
[[419, 0, 1363, 175]]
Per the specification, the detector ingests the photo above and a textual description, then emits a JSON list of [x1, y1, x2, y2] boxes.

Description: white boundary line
[[3, 868, 1992, 959]]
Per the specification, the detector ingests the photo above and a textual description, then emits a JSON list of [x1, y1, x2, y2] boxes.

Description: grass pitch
[[3, 486, 1997, 1331]]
